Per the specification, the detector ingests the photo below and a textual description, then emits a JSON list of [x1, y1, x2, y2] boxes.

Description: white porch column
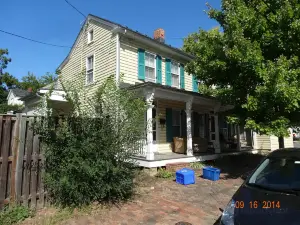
[[236, 125, 241, 151], [252, 130, 258, 149], [186, 98, 193, 156], [145, 89, 155, 160], [214, 114, 221, 153]]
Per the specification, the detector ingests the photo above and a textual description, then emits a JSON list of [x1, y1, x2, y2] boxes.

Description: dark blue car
[[220, 148, 300, 225]]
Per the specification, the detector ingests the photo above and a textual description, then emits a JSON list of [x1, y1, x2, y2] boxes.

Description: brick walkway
[[64, 172, 244, 225]]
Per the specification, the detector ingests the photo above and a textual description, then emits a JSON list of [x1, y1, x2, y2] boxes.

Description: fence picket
[[15, 115, 26, 204], [22, 119, 34, 207], [0, 117, 12, 207]]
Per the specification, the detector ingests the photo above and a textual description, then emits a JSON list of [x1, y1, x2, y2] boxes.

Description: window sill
[[85, 81, 96, 87], [87, 41, 94, 45]]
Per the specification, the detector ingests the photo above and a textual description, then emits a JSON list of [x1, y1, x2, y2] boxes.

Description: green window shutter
[[192, 75, 198, 92], [166, 108, 173, 142], [180, 64, 185, 89], [165, 59, 172, 86], [138, 49, 145, 80], [156, 55, 162, 84]]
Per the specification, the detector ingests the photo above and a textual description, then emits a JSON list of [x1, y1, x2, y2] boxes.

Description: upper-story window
[[86, 55, 94, 84], [171, 61, 180, 88], [145, 52, 155, 82], [88, 30, 94, 43]]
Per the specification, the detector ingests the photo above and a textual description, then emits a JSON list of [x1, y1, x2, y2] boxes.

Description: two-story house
[[22, 14, 293, 167]]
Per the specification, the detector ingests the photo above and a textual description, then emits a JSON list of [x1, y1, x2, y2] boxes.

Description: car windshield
[[248, 157, 300, 191]]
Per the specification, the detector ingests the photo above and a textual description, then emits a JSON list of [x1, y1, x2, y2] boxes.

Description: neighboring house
[[20, 80, 69, 116], [7, 88, 30, 106], [22, 14, 292, 167]]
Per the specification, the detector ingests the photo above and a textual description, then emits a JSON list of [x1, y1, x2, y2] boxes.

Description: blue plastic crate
[[176, 168, 195, 185], [203, 167, 220, 181]]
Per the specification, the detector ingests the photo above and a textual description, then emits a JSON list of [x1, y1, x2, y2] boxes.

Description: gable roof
[[10, 89, 30, 98], [58, 14, 194, 71]]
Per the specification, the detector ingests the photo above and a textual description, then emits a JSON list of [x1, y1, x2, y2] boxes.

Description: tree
[[183, 0, 300, 144]]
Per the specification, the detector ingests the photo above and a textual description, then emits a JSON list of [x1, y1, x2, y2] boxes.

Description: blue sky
[[1, 0, 220, 80]]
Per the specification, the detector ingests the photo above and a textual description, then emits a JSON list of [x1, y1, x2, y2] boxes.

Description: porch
[[127, 82, 254, 167]]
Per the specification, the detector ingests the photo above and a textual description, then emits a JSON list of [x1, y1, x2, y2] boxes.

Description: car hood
[[233, 184, 300, 225]]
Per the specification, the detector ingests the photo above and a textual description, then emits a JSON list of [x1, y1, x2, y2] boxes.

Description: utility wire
[[0, 29, 72, 48], [64, 0, 86, 19]]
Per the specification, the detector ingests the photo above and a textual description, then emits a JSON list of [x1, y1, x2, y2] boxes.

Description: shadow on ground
[[205, 153, 267, 180]]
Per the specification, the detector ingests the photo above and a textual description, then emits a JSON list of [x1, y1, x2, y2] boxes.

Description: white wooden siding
[[270, 135, 279, 151], [284, 128, 294, 148], [256, 134, 271, 150], [60, 20, 116, 101]]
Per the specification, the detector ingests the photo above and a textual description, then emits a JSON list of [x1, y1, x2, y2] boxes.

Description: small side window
[[88, 30, 94, 43]]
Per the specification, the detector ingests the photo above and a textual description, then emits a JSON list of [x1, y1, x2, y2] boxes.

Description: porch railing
[[132, 138, 147, 157]]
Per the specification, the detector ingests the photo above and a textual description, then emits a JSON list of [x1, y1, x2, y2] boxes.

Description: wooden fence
[[0, 114, 46, 209]]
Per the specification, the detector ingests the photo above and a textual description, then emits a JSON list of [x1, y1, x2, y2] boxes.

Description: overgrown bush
[[34, 77, 146, 207], [0, 205, 34, 225]]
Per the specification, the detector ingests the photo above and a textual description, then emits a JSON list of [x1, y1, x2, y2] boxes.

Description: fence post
[[15, 114, 26, 205]]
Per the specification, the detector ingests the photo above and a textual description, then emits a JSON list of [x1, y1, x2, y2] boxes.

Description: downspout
[[116, 32, 120, 86]]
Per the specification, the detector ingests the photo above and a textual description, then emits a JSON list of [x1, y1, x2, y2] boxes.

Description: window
[[88, 30, 94, 43], [145, 52, 155, 82], [248, 157, 300, 191], [171, 61, 180, 88], [86, 55, 94, 84]]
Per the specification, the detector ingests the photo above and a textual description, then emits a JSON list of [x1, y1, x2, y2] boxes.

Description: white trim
[[85, 53, 95, 85]]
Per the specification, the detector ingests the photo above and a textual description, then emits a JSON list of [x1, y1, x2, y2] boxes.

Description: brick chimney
[[27, 87, 33, 93], [154, 28, 165, 43]]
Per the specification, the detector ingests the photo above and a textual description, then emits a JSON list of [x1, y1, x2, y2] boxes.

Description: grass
[[0, 205, 34, 225]]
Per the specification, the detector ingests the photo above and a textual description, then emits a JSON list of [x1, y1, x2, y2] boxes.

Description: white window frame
[[171, 61, 180, 88], [145, 51, 156, 83], [87, 29, 94, 44], [86, 54, 95, 85]]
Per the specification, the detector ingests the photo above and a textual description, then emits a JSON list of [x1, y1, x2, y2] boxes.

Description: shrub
[[156, 168, 174, 179], [190, 162, 205, 169], [34, 77, 146, 207], [0, 205, 34, 225]]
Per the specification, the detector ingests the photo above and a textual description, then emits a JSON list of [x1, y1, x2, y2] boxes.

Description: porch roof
[[123, 82, 233, 112]]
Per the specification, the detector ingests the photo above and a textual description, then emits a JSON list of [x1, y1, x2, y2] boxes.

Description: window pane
[[89, 30, 93, 42], [145, 53, 155, 68], [171, 62, 178, 74], [145, 67, 155, 81], [87, 71, 93, 83], [172, 74, 179, 87], [87, 56, 93, 70], [153, 131, 156, 141]]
